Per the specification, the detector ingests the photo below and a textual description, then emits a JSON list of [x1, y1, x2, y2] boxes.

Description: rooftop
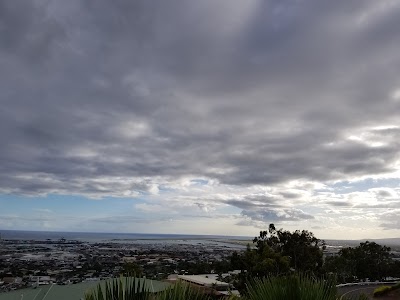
[[177, 274, 229, 287], [0, 278, 170, 300]]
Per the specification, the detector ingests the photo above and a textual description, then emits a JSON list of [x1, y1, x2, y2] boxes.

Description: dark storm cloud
[[2, 0, 400, 201], [0, 1, 65, 62]]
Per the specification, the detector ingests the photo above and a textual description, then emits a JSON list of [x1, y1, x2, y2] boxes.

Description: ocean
[[0, 230, 251, 245]]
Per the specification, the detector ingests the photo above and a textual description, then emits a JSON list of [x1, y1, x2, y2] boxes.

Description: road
[[337, 283, 397, 299], [338, 285, 376, 299]]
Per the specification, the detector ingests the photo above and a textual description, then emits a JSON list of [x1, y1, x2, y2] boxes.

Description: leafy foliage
[[84, 277, 151, 300], [253, 224, 325, 273], [84, 275, 374, 300], [373, 285, 392, 297], [231, 243, 290, 291], [245, 273, 337, 300], [324, 241, 393, 282], [84, 277, 212, 300], [158, 281, 212, 300], [231, 223, 325, 290], [122, 262, 143, 277]]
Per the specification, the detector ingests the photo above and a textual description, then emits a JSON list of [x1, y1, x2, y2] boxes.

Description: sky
[[1, 0, 400, 239]]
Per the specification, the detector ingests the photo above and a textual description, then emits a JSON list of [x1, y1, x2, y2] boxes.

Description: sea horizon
[[1, 229, 400, 246], [0, 229, 253, 242]]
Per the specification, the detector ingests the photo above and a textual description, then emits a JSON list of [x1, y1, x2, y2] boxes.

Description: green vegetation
[[253, 224, 325, 273], [373, 282, 400, 297], [157, 281, 212, 300], [85, 277, 150, 300], [122, 262, 143, 277], [230, 223, 399, 285], [373, 285, 392, 297], [231, 223, 325, 291], [324, 241, 395, 282], [245, 274, 337, 300], [84, 277, 211, 300], [84, 274, 372, 300]]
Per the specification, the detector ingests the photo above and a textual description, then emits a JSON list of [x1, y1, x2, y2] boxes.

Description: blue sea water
[[0, 229, 250, 243]]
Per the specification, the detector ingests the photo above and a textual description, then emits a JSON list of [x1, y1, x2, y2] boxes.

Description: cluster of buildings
[[0, 237, 243, 294]]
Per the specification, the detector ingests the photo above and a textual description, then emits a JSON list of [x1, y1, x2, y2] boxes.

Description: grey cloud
[[227, 195, 314, 224], [376, 190, 392, 198], [2, 0, 400, 205], [325, 201, 353, 207], [356, 203, 400, 209], [279, 192, 301, 199], [226, 196, 281, 210], [380, 222, 400, 230], [311, 226, 326, 230], [0, 1, 65, 62], [380, 210, 400, 230], [241, 208, 314, 223]]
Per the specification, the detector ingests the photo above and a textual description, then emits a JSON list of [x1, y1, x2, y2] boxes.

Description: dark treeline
[[227, 224, 400, 291], [324, 241, 400, 282]]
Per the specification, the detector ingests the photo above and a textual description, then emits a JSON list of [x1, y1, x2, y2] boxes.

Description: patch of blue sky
[[212, 204, 241, 216], [316, 178, 400, 194], [190, 179, 209, 186], [0, 194, 146, 217]]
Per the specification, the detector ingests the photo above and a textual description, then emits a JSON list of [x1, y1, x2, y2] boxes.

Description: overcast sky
[[1, 0, 400, 239]]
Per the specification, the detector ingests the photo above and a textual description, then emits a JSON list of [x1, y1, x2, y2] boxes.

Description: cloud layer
[[1, 0, 400, 237]]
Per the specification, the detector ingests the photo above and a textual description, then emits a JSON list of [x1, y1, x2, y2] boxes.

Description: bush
[[373, 285, 392, 297], [84, 277, 212, 300], [245, 274, 338, 300]]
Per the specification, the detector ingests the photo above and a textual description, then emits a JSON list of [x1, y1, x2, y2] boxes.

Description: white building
[[177, 274, 229, 291]]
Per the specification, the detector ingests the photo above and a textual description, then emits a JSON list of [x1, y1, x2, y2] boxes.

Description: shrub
[[245, 274, 338, 300], [85, 277, 212, 300], [373, 285, 392, 297]]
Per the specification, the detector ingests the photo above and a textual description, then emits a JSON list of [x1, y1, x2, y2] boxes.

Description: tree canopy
[[231, 224, 325, 291], [324, 241, 393, 282], [252, 223, 325, 273]]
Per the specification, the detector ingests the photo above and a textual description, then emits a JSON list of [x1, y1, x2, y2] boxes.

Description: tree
[[122, 262, 143, 277], [342, 241, 391, 281], [231, 226, 292, 292], [231, 224, 325, 291], [253, 224, 325, 273], [324, 241, 393, 282], [324, 254, 356, 283]]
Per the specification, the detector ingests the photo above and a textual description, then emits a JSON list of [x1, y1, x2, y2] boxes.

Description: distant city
[[1, 230, 400, 296]]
